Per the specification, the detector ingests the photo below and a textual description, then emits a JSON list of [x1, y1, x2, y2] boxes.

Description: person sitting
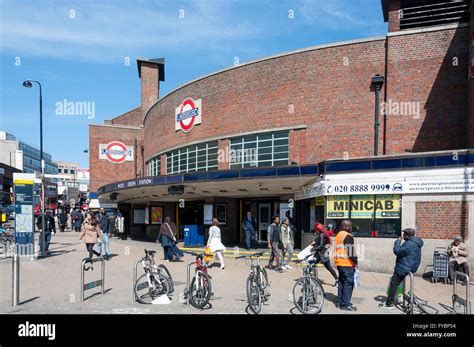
[[448, 236, 469, 285]]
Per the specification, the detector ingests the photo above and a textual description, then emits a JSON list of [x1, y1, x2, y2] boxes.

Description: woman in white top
[[207, 218, 226, 269]]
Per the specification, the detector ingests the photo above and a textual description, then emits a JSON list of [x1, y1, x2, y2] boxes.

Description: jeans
[[281, 242, 294, 266], [322, 260, 339, 281], [244, 229, 254, 249], [86, 243, 101, 258], [97, 232, 110, 256], [268, 242, 282, 268], [163, 246, 173, 260], [39, 230, 52, 254], [386, 272, 405, 306], [449, 261, 470, 283], [337, 266, 355, 307]]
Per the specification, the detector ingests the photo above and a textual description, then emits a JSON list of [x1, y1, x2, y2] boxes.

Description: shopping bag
[[203, 246, 214, 264], [354, 268, 361, 289], [297, 244, 314, 261]]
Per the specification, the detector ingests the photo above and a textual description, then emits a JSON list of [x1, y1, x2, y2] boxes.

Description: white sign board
[[175, 98, 202, 133], [99, 141, 134, 163], [77, 169, 90, 180]]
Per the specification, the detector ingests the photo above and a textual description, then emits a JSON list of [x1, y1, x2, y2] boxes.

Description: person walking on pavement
[[37, 209, 55, 257], [158, 216, 183, 261], [334, 220, 358, 311], [207, 218, 226, 269], [310, 223, 338, 285], [267, 215, 283, 273], [58, 208, 68, 232], [379, 228, 424, 310], [448, 236, 469, 285], [79, 212, 104, 260], [71, 208, 83, 232], [116, 211, 125, 240], [96, 208, 111, 260], [242, 211, 257, 250], [280, 217, 294, 270]]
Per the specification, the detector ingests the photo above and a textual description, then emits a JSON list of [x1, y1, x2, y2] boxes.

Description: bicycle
[[236, 251, 270, 314], [0, 227, 15, 257], [183, 250, 213, 309], [292, 255, 325, 314], [134, 249, 173, 304]]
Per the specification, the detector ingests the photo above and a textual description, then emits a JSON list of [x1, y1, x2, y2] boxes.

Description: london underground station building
[[90, 0, 474, 273]]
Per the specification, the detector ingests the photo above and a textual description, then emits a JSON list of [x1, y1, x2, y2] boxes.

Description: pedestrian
[[379, 228, 424, 310], [36, 209, 55, 257], [71, 208, 83, 232], [158, 216, 183, 261], [242, 211, 257, 250], [334, 220, 358, 311], [58, 208, 67, 232], [116, 211, 125, 240], [280, 217, 294, 270], [207, 218, 226, 269], [310, 223, 338, 285], [267, 215, 283, 272], [79, 212, 104, 260], [96, 208, 111, 260], [285, 210, 294, 226], [447, 236, 469, 285]]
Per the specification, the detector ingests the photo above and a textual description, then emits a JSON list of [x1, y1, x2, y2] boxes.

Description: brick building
[[90, 0, 473, 273]]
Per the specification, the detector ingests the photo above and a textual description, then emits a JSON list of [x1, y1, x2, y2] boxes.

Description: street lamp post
[[23, 80, 45, 257], [370, 74, 385, 156]]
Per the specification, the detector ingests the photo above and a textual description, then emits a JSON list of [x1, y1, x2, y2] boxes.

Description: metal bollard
[[12, 251, 19, 306], [453, 271, 471, 314]]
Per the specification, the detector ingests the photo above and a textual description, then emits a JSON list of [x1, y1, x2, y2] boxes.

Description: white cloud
[[0, 0, 266, 62]]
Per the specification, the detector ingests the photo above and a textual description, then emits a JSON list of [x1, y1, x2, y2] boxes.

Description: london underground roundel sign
[[175, 97, 202, 133], [99, 141, 133, 164]]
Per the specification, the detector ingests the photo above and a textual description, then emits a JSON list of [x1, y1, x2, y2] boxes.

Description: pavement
[[0, 231, 469, 315]]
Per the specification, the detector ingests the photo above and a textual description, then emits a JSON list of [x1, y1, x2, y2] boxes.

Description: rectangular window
[[147, 156, 162, 176], [165, 141, 218, 174], [230, 131, 289, 169]]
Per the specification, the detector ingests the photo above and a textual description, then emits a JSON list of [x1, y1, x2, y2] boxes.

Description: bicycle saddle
[[145, 249, 156, 255]]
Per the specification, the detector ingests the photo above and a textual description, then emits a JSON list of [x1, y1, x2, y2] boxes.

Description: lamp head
[[23, 81, 33, 88]]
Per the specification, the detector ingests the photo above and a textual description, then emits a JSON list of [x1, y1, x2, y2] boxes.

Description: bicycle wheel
[[246, 274, 262, 314], [158, 264, 174, 293], [134, 272, 170, 304], [189, 271, 212, 309], [293, 276, 324, 314]]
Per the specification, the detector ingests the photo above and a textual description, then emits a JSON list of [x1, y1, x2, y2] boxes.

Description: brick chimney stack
[[137, 58, 165, 113]]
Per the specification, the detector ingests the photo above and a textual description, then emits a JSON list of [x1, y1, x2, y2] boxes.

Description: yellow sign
[[315, 196, 325, 206], [326, 194, 400, 219]]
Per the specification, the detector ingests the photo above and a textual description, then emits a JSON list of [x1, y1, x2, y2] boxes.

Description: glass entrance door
[[258, 203, 271, 242]]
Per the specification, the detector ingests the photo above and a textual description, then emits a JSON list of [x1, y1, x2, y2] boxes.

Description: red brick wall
[[140, 62, 159, 113], [415, 201, 469, 239], [388, 0, 401, 32], [468, 3, 474, 148], [144, 39, 387, 163], [89, 125, 143, 192], [111, 107, 142, 127], [385, 28, 469, 153]]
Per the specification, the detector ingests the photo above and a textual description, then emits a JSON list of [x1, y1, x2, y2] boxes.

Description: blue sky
[[0, 0, 387, 168]]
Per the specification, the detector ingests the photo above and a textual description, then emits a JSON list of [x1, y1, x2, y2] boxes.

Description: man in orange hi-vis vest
[[334, 220, 358, 311]]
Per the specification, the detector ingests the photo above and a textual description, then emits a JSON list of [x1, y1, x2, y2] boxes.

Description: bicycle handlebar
[[236, 251, 266, 259]]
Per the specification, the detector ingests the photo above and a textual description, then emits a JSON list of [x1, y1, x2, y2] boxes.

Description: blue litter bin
[[184, 225, 204, 247]]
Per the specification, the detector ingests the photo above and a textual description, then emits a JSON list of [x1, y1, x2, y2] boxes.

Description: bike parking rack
[[453, 272, 471, 314], [132, 259, 141, 302], [183, 262, 194, 305], [81, 257, 105, 301], [402, 272, 415, 314]]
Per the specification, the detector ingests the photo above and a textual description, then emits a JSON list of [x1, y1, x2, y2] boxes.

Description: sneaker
[[286, 265, 293, 270], [378, 302, 394, 310], [276, 267, 284, 273], [340, 305, 357, 311], [333, 281, 338, 288], [281, 265, 288, 270], [220, 265, 225, 270]]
